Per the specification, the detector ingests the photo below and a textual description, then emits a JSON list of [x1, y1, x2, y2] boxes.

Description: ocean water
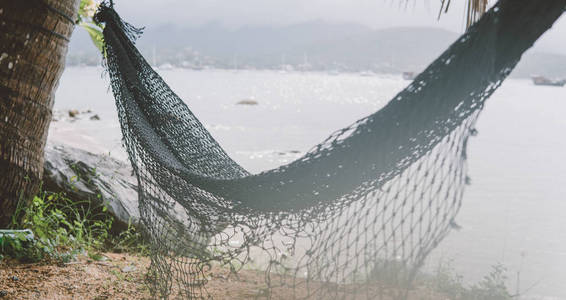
[[51, 67, 566, 299]]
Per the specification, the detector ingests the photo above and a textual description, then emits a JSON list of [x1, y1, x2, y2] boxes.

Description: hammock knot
[[94, 2, 144, 44], [93, 2, 114, 26]]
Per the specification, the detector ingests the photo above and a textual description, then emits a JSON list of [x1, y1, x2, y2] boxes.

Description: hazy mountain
[[295, 27, 458, 72], [512, 51, 566, 79], [68, 21, 566, 77], [68, 20, 372, 66]]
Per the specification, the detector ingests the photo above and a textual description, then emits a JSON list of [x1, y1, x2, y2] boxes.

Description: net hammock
[[93, 1, 564, 299]]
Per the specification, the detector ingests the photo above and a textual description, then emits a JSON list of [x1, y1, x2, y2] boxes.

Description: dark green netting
[[93, 1, 564, 299]]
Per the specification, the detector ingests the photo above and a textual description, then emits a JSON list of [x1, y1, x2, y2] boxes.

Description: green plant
[[428, 258, 467, 298], [417, 260, 513, 300], [88, 250, 106, 261], [25, 192, 112, 249], [368, 258, 412, 288], [1, 190, 113, 263], [77, 0, 105, 53], [468, 263, 512, 300], [0, 230, 43, 263], [108, 219, 149, 255]]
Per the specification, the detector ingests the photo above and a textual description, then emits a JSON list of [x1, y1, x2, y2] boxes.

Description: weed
[[468, 263, 512, 300], [107, 219, 149, 255], [0, 230, 43, 263], [111, 269, 126, 281], [0, 183, 151, 265], [88, 250, 106, 261], [1, 190, 113, 263], [417, 259, 513, 300]]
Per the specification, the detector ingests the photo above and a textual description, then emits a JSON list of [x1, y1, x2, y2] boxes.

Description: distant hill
[[68, 21, 566, 78], [511, 51, 566, 79], [295, 27, 459, 72]]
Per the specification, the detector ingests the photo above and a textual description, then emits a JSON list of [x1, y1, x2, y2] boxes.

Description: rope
[[36, 0, 76, 24]]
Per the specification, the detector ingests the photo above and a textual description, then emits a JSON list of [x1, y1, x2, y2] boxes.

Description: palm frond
[[439, 0, 490, 28]]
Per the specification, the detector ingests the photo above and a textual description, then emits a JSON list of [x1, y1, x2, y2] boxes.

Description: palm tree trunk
[[0, 0, 79, 227]]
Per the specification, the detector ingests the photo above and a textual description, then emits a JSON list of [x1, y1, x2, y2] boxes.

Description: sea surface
[[51, 67, 566, 299]]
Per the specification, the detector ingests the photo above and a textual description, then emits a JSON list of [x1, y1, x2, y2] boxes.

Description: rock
[[43, 143, 217, 247], [90, 114, 100, 121], [236, 99, 258, 105], [68, 109, 79, 118], [43, 143, 139, 230]]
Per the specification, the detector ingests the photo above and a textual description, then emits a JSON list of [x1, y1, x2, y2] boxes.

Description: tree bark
[[0, 0, 79, 227]]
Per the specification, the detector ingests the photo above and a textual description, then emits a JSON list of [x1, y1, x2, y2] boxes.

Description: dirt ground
[[0, 253, 151, 300], [0, 253, 293, 300], [0, 253, 444, 299]]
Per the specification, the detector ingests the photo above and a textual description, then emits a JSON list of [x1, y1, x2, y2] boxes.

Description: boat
[[531, 75, 566, 87], [402, 71, 416, 80]]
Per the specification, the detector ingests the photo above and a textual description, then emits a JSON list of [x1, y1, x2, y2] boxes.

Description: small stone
[[229, 240, 241, 246], [121, 265, 136, 273], [90, 114, 100, 121], [236, 99, 258, 105], [68, 109, 79, 118]]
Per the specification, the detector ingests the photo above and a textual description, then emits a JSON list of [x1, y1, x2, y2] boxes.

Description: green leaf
[[79, 23, 105, 54], [33, 196, 44, 205]]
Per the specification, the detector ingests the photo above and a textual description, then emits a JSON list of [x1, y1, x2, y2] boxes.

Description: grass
[[415, 259, 513, 300], [362, 258, 514, 300], [0, 188, 148, 264]]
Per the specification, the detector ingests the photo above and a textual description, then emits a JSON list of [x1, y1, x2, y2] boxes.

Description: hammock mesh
[[94, 1, 564, 299]]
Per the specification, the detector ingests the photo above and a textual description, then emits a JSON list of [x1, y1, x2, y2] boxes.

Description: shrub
[[1, 191, 113, 263]]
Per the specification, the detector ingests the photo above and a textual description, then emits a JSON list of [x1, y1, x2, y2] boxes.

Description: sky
[[112, 0, 566, 55]]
